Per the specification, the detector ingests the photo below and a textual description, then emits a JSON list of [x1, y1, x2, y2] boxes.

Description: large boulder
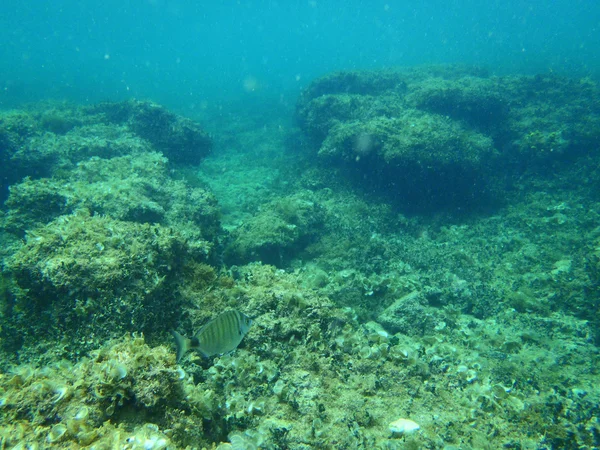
[[4, 211, 211, 358], [296, 66, 600, 211], [85, 100, 213, 165]]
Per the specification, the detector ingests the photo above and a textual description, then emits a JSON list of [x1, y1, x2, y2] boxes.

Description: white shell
[[389, 417, 420, 434]]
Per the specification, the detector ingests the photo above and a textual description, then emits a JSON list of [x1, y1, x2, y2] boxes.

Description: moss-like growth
[[38, 107, 83, 134], [1, 262, 600, 449], [0, 101, 221, 366], [405, 75, 509, 129], [0, 111, 41, 203], [3, 151, 221, 242], [0, 100, 213, 195], [85, 99, 213, 165], [3, 210, 210, 360], [318, 110, 497, 208], [225, 192, 325, 266], [0, 335, 184, 448], [1, 72, 599, 449], [296, 66, 600, 211], [504, 75, 600, 161]]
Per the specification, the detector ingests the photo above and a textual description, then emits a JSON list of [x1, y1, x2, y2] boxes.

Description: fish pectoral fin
[[171, 330, 190, 363]]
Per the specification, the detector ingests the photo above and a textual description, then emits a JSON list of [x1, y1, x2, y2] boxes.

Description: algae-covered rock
[[0, 335, 184, 449], [318, 111, 496, 206], [10, 123, 153, 175], [3, 151, 221, 242], [297, 66, 600, 210], [225, 192, 325, 266], [296, 67, 502, 209], [0, 100, 213, 198], [0, 111, 41, 202], [1, 261, 600, 449], [0, 101, 221, 364], [85, 99, 213, 165], [377, 290, 444, 336], [2, 178, 69, 234], [505, 75, 600, 161], [3, 210, 210, 358], [1, 72, 599, 450], [405, 75, 509, 129]]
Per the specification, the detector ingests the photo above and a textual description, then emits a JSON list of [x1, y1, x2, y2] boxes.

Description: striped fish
[[171, 310, 253, 362]]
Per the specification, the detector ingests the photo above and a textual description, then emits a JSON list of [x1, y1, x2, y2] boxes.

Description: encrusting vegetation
[[1, 66, 599, 448]]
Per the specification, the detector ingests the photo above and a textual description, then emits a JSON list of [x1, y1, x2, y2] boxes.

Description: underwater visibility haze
[[1, 1, 600, 449], [1, 0, 599, 107]]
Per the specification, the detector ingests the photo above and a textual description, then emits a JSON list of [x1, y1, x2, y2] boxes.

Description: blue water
[[1, 0, 598, 110]]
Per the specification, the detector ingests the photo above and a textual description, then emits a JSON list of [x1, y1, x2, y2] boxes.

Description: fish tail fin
[[171, 330, 190, 363]]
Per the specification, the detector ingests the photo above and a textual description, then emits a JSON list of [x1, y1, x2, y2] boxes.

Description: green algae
[[296, 66, 600, 211], [0, 66, 600, 448], [224, 191, 325, 266], [3, 210, 211, 362], [3, 151, 221, 240]]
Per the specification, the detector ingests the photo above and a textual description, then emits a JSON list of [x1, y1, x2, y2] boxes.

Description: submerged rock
[[4, 211, 211, 357], [0, 100, 213, 203], [296, 66, 600, 211], [225, 191, 325, 267], [86, 99, 213, 165]]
